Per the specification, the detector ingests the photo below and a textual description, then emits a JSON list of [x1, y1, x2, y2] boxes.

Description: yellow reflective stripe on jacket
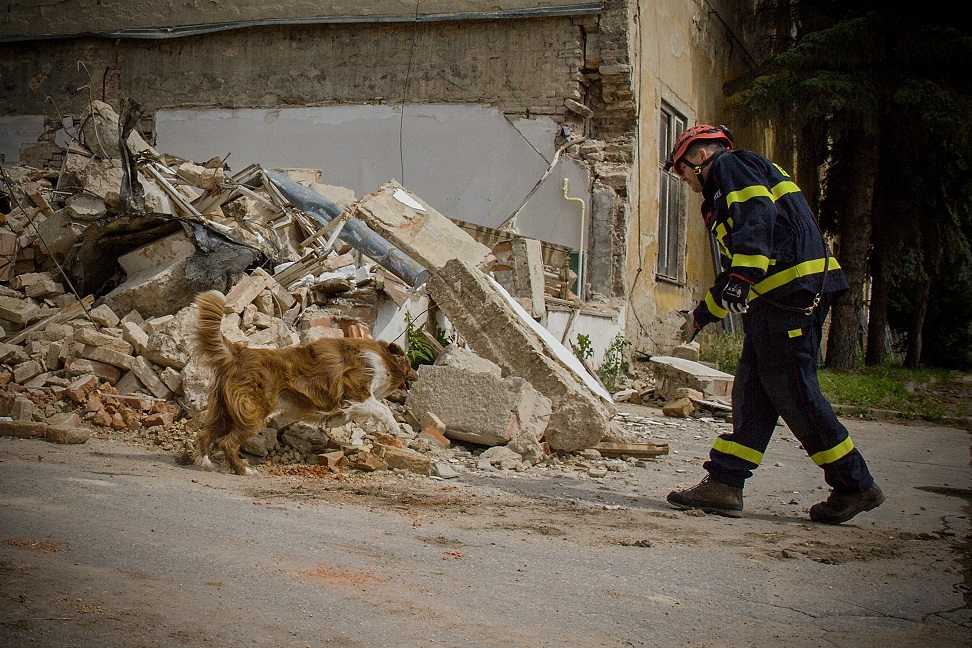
[[749, 256, 842, 300], [810, 437, 855, 466], [788, 328, 803, 338], [724, 180, 802, 208], [712, 437, 764, 466], [731, 253, 771, 271], [725, 184, 772, 207], [714, 223, 730, 257], [705, 292, 729, 319]]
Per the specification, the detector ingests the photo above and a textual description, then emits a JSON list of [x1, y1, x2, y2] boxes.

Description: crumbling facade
[[0, 0, 755, 357]]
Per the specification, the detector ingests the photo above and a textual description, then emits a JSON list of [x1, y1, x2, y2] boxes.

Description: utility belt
[[749, 252, 832, 315]]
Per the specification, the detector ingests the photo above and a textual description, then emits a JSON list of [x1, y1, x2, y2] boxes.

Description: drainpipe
[[562, 178, 586, 300]]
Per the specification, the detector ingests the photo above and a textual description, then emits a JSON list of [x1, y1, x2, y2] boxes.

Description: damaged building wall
[[1, 0, 756, 355], [154, 105, 593, 251], [624, 0, 754, 354], [0, 1, 636, 299]]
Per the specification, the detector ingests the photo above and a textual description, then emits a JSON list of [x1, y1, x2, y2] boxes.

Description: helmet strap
[[688, 152, 716, 179]]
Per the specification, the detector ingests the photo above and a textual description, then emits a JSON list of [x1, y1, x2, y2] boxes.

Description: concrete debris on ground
[[0, 97, 703, 478]]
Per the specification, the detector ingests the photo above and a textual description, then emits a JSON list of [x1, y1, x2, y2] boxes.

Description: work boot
[[809, 485, 885, 525], [667, 476, 743, 517]]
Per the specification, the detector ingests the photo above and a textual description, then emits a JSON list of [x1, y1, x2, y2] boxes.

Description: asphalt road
[[0, 408, 969, 647]]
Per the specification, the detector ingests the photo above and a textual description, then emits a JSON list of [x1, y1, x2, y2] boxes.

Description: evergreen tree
[[726, 1, 972, 369]]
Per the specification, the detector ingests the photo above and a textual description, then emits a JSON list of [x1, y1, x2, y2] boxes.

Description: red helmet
[[665, 124, 733, 176]]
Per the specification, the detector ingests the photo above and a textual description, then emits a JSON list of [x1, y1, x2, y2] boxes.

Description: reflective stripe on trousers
[[703, 295, 875, 492]]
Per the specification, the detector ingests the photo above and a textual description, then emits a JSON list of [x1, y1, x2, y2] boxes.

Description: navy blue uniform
[[692, 149, 875, 493]]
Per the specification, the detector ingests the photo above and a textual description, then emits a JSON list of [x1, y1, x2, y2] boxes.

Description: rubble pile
[[0, 98, 679, 479]]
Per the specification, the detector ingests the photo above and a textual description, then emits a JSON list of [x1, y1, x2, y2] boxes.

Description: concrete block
[[74, 328, 134, 355], [353, 181, 492, 271], [131, 356, 174, 400], [12, 360, 43, 383], [224, 272, 269, 313], [0, 296, 38, 325], [433, 343, 502, 375], [63, 357, 122, 384], [121, 321, 149, 355], [427, 259, 615, 451], [374, 444, 433, 476], [14, 271, 52, 289], [406, 365, 538, 446], [649, 356, 734, 400], [88, 304, 120, 328], [23, 280, 63, 299], [662, 397, 695, 418]]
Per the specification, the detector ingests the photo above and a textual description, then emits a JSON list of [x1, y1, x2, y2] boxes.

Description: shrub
[[699, 332, 744, 374]]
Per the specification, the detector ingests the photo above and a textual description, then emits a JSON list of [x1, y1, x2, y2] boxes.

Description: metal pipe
[[264, 170, 429, 288], [562, 177, 586, 300], [0, 4, 603, 43]]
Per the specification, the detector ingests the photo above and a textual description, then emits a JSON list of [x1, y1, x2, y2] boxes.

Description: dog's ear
[[387, 342, 405, 356]]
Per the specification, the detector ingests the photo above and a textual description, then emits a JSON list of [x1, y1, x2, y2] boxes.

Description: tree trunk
[[865, 269, 889, 365], [825, 133, 879, 370], [904, 279, 930, 368]]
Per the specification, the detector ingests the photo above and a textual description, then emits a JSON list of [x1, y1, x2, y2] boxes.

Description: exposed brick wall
[[3, 5, 640, 300], [1, 20, 586, 120]]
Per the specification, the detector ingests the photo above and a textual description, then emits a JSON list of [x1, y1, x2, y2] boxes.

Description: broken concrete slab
[[427, 258, 615, 451], [433, 343, 502, 376], [649, 355, 734, 401], [352, 180, 493, 271], [0, 417, 90, 444], [405, 364, 550, 447], [81, 100, 157, 161]]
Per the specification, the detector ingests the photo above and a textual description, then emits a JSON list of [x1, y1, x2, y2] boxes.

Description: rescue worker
[[664, 124, 885, 524]]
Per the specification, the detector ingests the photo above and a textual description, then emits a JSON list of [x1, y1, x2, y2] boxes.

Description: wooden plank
[[690, 397, 732, 412], [4, 295, 94, 345], [592, 441, 669, 458]]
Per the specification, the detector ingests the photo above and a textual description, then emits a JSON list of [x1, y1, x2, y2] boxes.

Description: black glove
[[679, 310, 703, 343], [720, 274, 752, 314]]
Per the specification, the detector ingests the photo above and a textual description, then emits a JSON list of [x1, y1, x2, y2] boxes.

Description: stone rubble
[[0, 97, 727, 480]]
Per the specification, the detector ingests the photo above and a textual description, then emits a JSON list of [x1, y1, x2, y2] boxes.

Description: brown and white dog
[[192, 290, 418, 475]]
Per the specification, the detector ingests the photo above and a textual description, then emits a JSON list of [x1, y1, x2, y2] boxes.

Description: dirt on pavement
[[0, 398, 969, 647]]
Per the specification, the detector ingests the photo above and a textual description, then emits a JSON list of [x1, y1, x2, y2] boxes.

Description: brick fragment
[[65, 374, 99, 403], [419, 425, 450, 448], [317, 451, 346, 469], [143, 411, 174, 427], [347, 450, 388, 472], [63, 357, 122, 384]]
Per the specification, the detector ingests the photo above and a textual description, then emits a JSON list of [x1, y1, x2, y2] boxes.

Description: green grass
[[698, 332, 959, 421], [818, 366, 953, 421], [698, 331, 744, 374]]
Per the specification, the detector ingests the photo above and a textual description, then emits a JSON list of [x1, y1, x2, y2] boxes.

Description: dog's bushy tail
[[194, 291, 235, 368]]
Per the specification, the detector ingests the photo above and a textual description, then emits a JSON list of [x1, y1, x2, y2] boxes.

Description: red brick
[[373, 433, 406, 448], [143, 411, 173, 427], [64, 374, 99, 403]]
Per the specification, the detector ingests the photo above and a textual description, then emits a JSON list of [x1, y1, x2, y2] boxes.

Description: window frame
[[657, 106, 686, 283]]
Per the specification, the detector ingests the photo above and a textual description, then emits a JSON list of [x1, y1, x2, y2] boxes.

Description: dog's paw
[[199, 455, 218, 472], [245, 466, 259, 476], [325, 412, 351, 428]]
